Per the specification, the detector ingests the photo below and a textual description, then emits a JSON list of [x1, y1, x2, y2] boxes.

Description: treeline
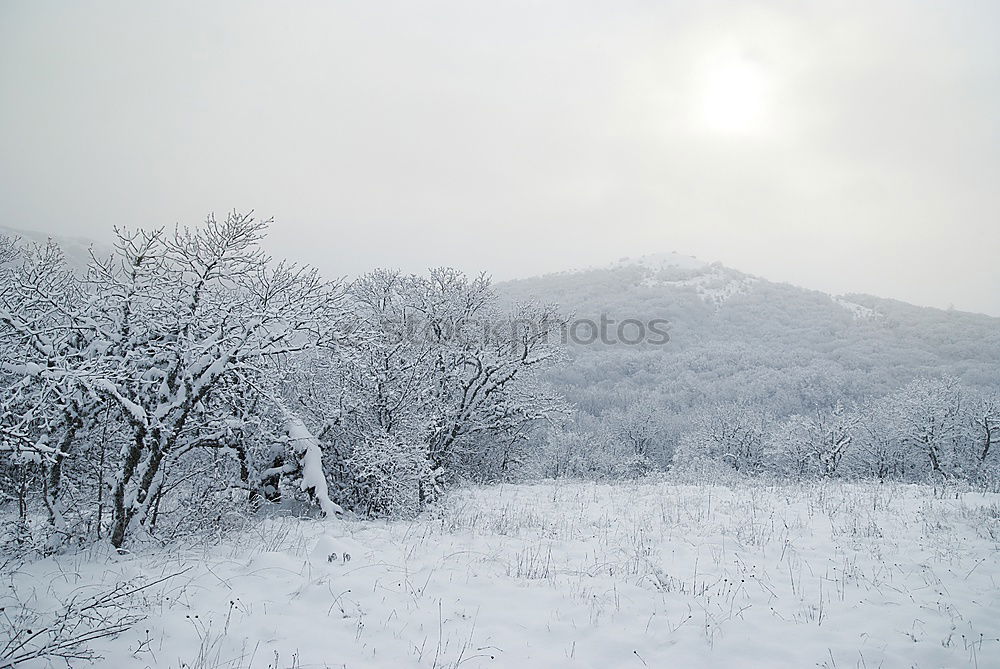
[[500, 259, 1000, 454], [0, 213, 565, 551], [534, 377, 998, 483], [498, 257, 1000, 483], [675, 377, 998, 482]]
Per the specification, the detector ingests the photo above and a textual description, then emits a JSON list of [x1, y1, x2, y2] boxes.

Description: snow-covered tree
[[0, 236, 104, 541], [891, 377, 966, 479], [963, 390, 999, 479], [291, 267, 568, 512], [83, 213, 348, 547], [844, 397, 906, 480], [767, 404, 858, 477], [601, 399, 668, 463], [675, 400, 770, 473]]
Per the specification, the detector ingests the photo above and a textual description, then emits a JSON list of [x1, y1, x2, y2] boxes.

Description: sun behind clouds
[[698, 55, 773, 135]]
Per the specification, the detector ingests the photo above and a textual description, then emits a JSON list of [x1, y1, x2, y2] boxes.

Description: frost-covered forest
[[499, 258, 1000, 484], [0, 214, 569, 552], [1, 217, 999, 668]]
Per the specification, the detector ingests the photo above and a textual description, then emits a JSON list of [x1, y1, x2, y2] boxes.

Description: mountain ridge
[[2, 224, 996, 322], [495, 253, 1000, 443], [507, 252, 998, 320]]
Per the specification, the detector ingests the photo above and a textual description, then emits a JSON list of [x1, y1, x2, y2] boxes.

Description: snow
[[611, 252, 710, 272], [608, 254, 758, 307], [641, 266, 757, 307], [94, 379, 148, 425], [834, 297, 882, 321], [286, 416, 344, 517], [673, 271, 757, 306], [6, 479, 998, 668]]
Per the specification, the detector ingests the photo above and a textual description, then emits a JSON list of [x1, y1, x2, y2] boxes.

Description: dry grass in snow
[[3, 479, 999, 668]]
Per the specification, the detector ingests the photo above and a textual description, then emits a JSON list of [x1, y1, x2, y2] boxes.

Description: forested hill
[[0, 225, 105, 273], [8, 222, 997, 415], [496, 253, 1000, 420]]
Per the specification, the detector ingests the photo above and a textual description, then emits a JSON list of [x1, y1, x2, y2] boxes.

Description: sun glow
[[699, 57, 771, 135]]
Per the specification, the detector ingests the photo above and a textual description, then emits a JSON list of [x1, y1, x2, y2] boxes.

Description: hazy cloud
[[2, 0, 998, 314]]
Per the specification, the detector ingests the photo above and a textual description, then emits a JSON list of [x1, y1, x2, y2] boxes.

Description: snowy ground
[[4, 480, 999, 668]]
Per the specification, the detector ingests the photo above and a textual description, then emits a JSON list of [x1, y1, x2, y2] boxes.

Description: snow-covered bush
[[347, 434, 428, 517], [532, 419, 655, 480]]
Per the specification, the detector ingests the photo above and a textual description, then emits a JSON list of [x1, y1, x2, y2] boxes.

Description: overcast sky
[[1, 1, 998, 314]]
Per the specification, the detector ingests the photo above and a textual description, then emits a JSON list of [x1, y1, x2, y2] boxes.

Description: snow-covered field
[[5, 480, 999, 668]]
